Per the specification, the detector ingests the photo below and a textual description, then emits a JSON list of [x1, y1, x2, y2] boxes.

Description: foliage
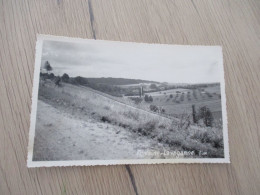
[[144, 94, 153, 102], [150, 105, 158, 112], [43, 61, 52, 73], [74, 76, 88, 85], [150, 83, 158, 89], [55, 76, 61, 86], [38, 82, 224, 158], [198, 106, 213, 127], [49, 73, 55, 80], [129, 97, 143, 104], [62, 73, 70, 82]]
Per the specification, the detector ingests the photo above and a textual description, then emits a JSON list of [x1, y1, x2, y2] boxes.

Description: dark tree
[[150, 83, 157, 89], [43, 61, 53, 73], [148, 95, 153, 102], [49, 73, 55, 80], [144, 94, 149, 102], [144, 95, 153, 102], [55, 76, 61, 86], [62, 73, 70, 82], [198, 106, 213, 127], [74, 76, 87, 85]]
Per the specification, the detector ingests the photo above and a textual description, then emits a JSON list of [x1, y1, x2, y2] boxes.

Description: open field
[[34, 80, 224, 160], [125, 84, 222, 123]]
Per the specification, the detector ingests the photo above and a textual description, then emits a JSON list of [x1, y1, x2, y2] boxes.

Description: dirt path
[[33, 100, 171, 161]]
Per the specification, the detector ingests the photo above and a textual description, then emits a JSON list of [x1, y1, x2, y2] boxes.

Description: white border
[[27, 34, 230, 167]]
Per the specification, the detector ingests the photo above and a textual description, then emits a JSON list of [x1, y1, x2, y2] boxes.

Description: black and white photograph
[[27, 35, 229, 167]]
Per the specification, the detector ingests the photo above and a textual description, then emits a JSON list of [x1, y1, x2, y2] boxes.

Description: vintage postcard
[[27, 35, 229, 167]]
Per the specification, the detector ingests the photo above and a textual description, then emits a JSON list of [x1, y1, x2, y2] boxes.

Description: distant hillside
[[83, 77, 160, 85]]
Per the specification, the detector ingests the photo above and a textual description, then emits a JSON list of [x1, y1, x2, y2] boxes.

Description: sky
[[41, 39, 222, 84]]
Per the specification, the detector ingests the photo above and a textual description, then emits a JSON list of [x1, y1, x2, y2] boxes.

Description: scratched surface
[[0, 0, 260, 194]]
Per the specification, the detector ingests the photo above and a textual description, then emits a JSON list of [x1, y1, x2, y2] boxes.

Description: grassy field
[[126, 85, 222, 125], [38, 80, 224, 158]]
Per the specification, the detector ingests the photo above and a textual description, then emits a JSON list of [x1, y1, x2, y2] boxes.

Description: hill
[[82, 77, 160, 85]]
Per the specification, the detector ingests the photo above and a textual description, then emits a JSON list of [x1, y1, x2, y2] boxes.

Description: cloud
[[41, 40, 222, 83]]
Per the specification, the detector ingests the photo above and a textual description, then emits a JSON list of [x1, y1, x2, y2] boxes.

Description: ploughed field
[[35, 80, 224, 160]]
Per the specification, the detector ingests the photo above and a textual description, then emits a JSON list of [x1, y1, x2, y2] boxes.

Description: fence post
[[192, 104, 197, 123]]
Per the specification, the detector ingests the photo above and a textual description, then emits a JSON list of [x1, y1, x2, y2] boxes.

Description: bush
[[138, 121, 156, 135], [101, 116, 111, 123], [143, 121, 156, 131], [191, 128, 223, 148], [150, 105, 158, 112], [170, 94, 173, 98], [129, 97, 142, 104]]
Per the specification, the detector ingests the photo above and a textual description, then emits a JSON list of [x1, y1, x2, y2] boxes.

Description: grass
[[144, 86, 222, 122], [39, 81, 224, 158]]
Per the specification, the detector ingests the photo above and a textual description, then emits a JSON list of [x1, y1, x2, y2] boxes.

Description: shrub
[[212, 137, 223, 148], [101, 116, 111, 123], [138, 121, 156, 135], [150, 105, 159, 112], [129, 97, 142, 104], [191, 128, 223, 148], [170, 94, 173, 98], [143, 121, 156, 131]]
